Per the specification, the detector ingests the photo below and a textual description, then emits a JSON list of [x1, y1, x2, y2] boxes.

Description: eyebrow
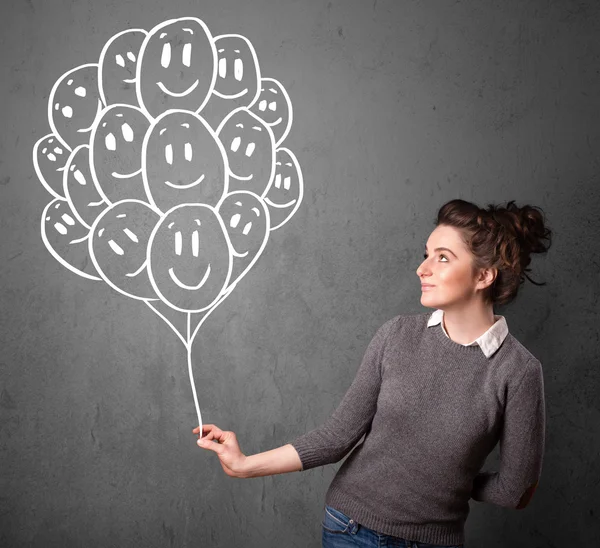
[[425, 245, 457, 258]]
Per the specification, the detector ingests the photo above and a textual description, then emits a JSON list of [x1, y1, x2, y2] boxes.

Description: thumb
[[198, 438, 221, 453]]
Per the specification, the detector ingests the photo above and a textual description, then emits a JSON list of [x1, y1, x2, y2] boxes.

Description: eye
[[182, 43, 192, 67], [234, 58, 243, 81], [423, 253, 448, 261], [161, 42, 171, 68]]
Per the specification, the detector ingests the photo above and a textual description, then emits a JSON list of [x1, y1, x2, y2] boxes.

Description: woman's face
[[416, 225, 481, 308]]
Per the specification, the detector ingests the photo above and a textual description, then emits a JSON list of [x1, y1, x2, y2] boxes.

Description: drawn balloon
[[32, 16, 304, 440]]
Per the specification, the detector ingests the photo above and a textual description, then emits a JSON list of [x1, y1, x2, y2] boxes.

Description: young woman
[[193, 198, 552, 548]]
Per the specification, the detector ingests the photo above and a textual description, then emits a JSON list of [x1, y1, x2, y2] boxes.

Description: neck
[[440, 303, 497, 345]]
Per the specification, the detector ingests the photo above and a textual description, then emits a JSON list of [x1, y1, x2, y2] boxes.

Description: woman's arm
[[237, 444, 303, 478]]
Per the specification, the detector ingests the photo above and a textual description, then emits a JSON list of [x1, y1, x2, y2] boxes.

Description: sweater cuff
[[289, 437, 324, 471]]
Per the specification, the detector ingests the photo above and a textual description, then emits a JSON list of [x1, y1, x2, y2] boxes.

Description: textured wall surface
[[1, 0, 598, 546]]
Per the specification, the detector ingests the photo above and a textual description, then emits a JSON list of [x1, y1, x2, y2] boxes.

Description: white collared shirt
[[427, 308, 509, 358]]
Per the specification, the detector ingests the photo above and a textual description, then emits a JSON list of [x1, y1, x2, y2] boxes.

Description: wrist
[[234, 455, 251, 478]]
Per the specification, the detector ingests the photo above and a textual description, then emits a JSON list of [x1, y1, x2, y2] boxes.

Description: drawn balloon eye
[[121, 123, 134, 142], [182, 43, 192, 67], [234, 58, 243, 81], [192, 230, 199, 257], [219, 58, 226, 78], [165, 144, 173, 164], [105, 133, 117, 151], [161, 42, 171, 68]]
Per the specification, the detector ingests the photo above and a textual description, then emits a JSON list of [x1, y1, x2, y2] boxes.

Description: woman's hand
[[193, 424, 248, 478]]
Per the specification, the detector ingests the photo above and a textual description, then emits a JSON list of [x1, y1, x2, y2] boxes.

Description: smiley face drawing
[[216, 107, 275, 195], [33, 133, 70, 199], [90, 104, 151, 205], [41, 198, 101, 281], [89, 199, 161, 300], [148, 204, 232, 312], [262, 147, 304, 231], [249, 78, 292, 147], [136, 17, 217, 118], [99, 28, 148, 107], [201, 34, 260, 129], [217, 191, 269, 295], [63, 145, 107, 228], [142, 109, 228, 214], [49, 64, 103, 151]]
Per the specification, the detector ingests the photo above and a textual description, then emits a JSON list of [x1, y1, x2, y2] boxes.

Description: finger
[[197, 437, 223, 454], [203, 425, 225, 440], [192, 424, 217, 436]]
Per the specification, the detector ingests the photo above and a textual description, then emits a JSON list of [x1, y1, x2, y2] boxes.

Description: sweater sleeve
[[288, 316, 398, 471], [471, 358, 546, 508]]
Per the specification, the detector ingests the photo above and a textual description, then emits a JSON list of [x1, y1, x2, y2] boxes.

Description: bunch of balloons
[[32, 17, 304, 432]]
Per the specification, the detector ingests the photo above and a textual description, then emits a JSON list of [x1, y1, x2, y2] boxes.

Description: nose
[[416, 260, 430, 280]]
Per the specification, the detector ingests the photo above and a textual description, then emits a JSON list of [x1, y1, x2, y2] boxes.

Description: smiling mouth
[[168, 264, 211, 291], [229, 170, 253, 181], [213, 88, 248, 100], [126, 260, 148, 278], [265, 197, 296, 208], [157, 80, 199, 97], [123, 77, 137, 84], [267, 117, 282, 127], [112, 167, 142, 179], [77, 100, 103, 133], [231, 249, 249, 258], [164, 174, 205, 189]]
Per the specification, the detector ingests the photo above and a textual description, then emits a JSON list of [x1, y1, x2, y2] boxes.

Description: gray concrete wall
[[1, 0, 597, 546]]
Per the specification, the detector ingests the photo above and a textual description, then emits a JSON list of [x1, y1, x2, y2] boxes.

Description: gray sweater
[[289, 312, 546, 545]]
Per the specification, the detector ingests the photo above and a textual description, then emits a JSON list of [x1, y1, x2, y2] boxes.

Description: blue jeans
[[322, 505, 464, 548]]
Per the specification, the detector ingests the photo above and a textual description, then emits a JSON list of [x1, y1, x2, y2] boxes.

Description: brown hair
[[435, 199, 553, 306]]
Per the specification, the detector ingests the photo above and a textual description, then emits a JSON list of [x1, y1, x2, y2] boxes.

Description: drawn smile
[[157, 80, 199, 97], [164, 174, 205, 189], [267, 117, 282, 127], [77, 100, 103, 133], [126, 259, 148, 278], [229, 170, 253, 181], [213, 88, 248, 100], [168, 264, 211, 290], [231, 248, 249, 258], [112, 167, 142, 179], [265, 197, 296, 208]]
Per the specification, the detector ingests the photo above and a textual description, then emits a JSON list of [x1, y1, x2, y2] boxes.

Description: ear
[[477, 267, 497, 290]]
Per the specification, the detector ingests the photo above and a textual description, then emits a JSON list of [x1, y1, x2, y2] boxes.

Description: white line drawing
[[200, 34, 261, 130], [250, 78, 293, 147], [262, 147, 304, 231], [216, 106, 276, 195], [89, 199, 162, 301], [62, 144, 107, 228], [89, 103, 151, 205], [141, 109, 229, 214], [48, 64, 105, 151], [41, 198, 101, 281], [136, 17, 217, 119], [98, 29, 148, 107], [32, 16, 304, 438], [33, 134, 70, 199]]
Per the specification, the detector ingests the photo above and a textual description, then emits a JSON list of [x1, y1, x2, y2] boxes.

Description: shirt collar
[[426, 308, 509, 358]]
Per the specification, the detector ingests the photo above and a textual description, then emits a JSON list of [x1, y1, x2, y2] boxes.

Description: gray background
[[1, 0, 598, 546]]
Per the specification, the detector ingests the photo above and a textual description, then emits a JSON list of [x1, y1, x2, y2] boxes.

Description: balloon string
[[187, 312, 203, 434], [144, 300, 188, 348]]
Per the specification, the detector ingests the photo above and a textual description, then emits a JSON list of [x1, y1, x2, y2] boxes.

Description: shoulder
[[501, 333, 543, 373], [377, 312, 430, 341]]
